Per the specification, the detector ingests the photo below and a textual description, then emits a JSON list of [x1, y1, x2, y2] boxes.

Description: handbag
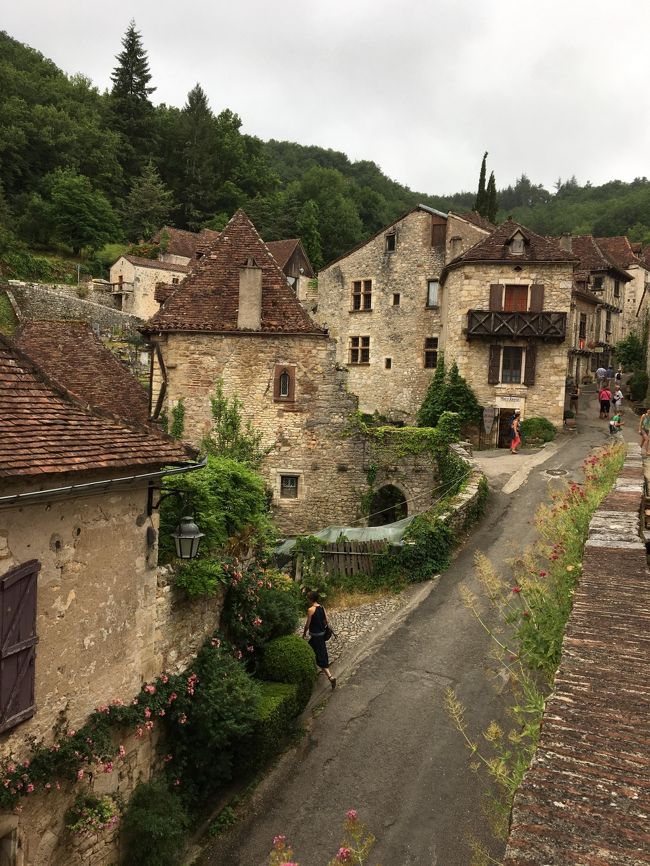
[[324, 624, 334, 641]]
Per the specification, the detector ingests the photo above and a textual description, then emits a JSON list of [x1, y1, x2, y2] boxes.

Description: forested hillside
[[1, 24, 649, 280]]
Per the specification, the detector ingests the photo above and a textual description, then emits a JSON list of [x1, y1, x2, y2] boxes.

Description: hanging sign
[[483, 406, 497, 434]]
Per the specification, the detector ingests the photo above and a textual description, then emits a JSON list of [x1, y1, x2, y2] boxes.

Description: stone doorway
[[368, 485, 408, 526]]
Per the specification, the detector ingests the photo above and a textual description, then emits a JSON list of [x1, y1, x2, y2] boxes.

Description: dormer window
[[509, 232, 525, 255], [385, 231, 397, 253]]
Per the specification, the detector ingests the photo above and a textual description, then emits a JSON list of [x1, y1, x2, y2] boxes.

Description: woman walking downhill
[[510, 409, 522, 454], [303, 591, 336, 689]]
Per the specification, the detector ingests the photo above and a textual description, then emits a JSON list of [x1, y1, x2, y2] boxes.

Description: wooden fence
[[320, 540, 388, 576]]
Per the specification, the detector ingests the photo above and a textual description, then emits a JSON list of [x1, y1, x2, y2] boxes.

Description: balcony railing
[[467, 310, 567, 342]]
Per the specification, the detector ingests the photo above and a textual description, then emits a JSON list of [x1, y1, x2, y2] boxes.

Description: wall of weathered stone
[[441, 262, 574, 427], [108, 258, 185, 321], [316, 211, 487, 423]]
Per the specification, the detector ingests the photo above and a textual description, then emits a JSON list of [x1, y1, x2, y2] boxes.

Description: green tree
[[486, 171, 498, 223], [177, 84, 220, 229], [296, 199, 323, 270], [110, 20, 157, 182], [473, 151, 488, 216], [444, 361, 482, 425], [202, 380, 267, 466], [48, 169, 120, 254], [123, 160, 173, 241], [614, 332, 645, 370], [417, 351, 447, 427]]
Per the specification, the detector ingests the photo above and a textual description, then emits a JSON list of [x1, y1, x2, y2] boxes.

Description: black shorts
[[600, 400, 610, 413]]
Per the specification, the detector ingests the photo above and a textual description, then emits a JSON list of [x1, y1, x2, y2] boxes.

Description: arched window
[[274, 365, 296, 402], [279, 370, 290, 398]]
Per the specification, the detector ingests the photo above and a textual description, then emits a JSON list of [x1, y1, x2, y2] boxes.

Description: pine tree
[[473, 152, 488, 216], [416, 351, 447, 427], [110, 21, 157, 183], [123, 161, 174, 241], [296, 199, 323, 271], [486, 171, 498, 223], [178, 84, 220, 229], [444, 361, 482, 425]]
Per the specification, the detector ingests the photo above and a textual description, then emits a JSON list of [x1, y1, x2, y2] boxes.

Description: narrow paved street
[[201, 401, 632, 866]]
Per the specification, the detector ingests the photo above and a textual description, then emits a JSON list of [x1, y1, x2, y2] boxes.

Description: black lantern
[[171, 515, 205, 560]]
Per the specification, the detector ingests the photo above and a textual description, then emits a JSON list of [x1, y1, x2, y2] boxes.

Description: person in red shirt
[[599, 385, 612, 419]]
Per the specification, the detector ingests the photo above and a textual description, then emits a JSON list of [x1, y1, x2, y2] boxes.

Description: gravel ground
[[320, 593, 407, 665]]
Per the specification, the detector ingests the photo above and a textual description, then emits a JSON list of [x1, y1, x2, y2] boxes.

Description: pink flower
[[26, 783, 34, 793], [235, 650, 243, 660], [77, 769, 84, 781], [173, 778, 181, 787], [337, 850, 352, 862], [118, 745, 126, 758], [144, 721, 154, 731], [103, 762, 114, 773], [144, 684, 156, 695], [164, 754, 173, 763], [55, 782, 61, 791], [161, 674, 169, 684], [144, 707, 152, 719], [135, 727, 144, 739], [158, 709, 166, 717], [22, 760, 29, 769], [273, 835, 287, 849], [346, 809, 358, 821], [211, 637, 221, 648], [539, 571, 547, 577], [512, 586, 521, 593], [67, 730, 75, 737], [178, 713, 187, 725], [45, 783, 52, 791]]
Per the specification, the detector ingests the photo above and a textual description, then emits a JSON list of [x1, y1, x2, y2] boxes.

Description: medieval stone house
[[142, 210, 438, 535], [595, 236, 649, 339], [0, 331, 215, 865], [316, 206, 492, 422]]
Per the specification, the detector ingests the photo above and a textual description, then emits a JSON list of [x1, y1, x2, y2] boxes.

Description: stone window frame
[[276, 472, 304, 502], [385, 230, 397, 253], [426, 279, 439, 308], [273, 364, 296, 403], [424, 337, 438, 369], [392, 292, 401, 306], [349, 335, 370, 365], [351, 279, 372, 312]]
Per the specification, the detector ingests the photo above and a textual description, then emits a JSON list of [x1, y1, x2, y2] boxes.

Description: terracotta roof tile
[[0, 336, 190, 479], [596, 236, 647, 271], [153, 226, 220, 260], [124, 255, 189, 273], [265, 239, 300, 269], [456, 211, 496, 232], [142, 210, 325, 335], [14, 321, 150, 426], [569, 236, 632, 282]]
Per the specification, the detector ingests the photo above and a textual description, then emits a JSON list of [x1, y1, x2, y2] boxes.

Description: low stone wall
[[441, 446, 487, 534], [4, 283, 142, 335], [503, 445, 649, 866]]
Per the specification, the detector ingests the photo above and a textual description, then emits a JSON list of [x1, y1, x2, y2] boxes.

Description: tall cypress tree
[[486, 171, 498, 223], [178, 84, 220, 229], [473, 151, 488, 216], [110, 21, 157, 184]]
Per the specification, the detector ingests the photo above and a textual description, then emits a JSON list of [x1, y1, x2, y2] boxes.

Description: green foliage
[[202, 379, 267, 467], [293, 535, 329, 596], [520, 416, 557, 443], [46, 169, 121, 254], [158, 454, 272, 561], [237, 681, 301, 772], [120, 779, 189, 866], [258, 634, 316, 711], [208, 805, 238, 836], [474, 152, 488, 216], [123, 161, 173, 241], [614, 332, 645, 370], [0, 292, 18, 335], [221, 564, 303, 653], [417, 357, 481, 428], [394, 509, 457, 582], [170, 398, 185, 440], [416, 351, 447, 427], [65, 793, 119, 835], [628, 369, 649, 402], [174, 559, 226, 598], [486, 171, 498, 224]]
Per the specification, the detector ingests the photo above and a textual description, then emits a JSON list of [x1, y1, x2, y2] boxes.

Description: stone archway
[[368, 484, 408, 526]]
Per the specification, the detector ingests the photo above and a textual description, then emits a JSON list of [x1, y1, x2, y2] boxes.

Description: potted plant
[[563, 409, 577, 429]]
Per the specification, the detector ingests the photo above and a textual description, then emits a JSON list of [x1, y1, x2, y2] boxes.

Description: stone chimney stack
[[559, 232, 573, 253], [237, 258, 262, 330]]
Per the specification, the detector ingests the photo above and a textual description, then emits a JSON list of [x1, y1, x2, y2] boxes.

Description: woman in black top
[[302, 591, 336, 689]]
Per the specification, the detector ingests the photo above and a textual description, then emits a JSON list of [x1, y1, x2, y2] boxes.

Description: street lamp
[[171, 515, 205, 560]]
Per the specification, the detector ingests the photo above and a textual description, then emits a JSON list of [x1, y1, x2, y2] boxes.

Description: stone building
[[595, 236, 649, 339], [440, 220, 577, 439], [316, 207, 492, 422], [109, 255, 189, 320], [0, 333, 213, 865], [142, 210, 439, 535]]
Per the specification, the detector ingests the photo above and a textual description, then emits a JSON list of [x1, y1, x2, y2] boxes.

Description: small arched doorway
[[368, 484, 408, 526]]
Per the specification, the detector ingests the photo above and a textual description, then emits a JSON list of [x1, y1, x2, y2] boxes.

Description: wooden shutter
[[489, 284, 503, 311], [523, 344, 537, 385], [0, 560, 39, 733], [529, 284, 545, 311], [488, 345, 501, 384]]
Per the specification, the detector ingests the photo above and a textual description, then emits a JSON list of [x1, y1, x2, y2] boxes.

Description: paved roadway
[[200, 403, 632, 866]]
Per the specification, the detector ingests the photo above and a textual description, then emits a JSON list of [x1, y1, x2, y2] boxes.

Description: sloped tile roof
[[0, 336, 190, 479], [570, 236, 631, 281], [595, 236, 647, 271], [153, 226, 221, 260], [266, 239, 300, 269], [14, 320, 150, 426], [124, 255, 189, 274], [456, 211, 496, 232], [142, 210, 325, 335]]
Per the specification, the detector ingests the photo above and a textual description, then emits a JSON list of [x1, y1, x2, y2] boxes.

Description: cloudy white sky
[[4, 0, 650, 196]]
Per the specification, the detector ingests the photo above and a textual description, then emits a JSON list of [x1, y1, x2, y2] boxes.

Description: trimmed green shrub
[[258, 634, 316, 711], [520, 416, 556, 443], [236, 681, 300, 771], [628, 369, 649, 402], [121, 779, 189, 866]]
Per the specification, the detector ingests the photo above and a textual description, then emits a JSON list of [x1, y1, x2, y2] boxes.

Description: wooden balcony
[[467, 310, 567, 342]]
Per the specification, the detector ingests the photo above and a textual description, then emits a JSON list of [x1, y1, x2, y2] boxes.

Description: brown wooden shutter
[[529, 284, 545, 311], [523, 344, 537, 385], [0, 560, 39, 733], [488, 345, 501, 384], [489, 284, 503, 311]]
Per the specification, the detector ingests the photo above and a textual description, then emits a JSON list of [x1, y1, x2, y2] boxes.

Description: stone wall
[[442, 262, 574, 427], [5, 284, 141, 335], [109, 258, 185, 321], [316, 211, 487, 423]]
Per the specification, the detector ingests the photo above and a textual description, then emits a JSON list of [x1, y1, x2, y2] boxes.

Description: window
[[593, 276, 604, 290], [579, 314, 587, 346], [605, 310, 612, 338], [504, 285, 528, 312], [392, 293, 400, 306], [385, 231, 396, 252], [351, 279, 372, 311], [171, 277, 179, 285], [426, 280, 439, 307], [385, 358, 392, 370], [0, 561, 39, 734], [273, 365, 296, 402], [280, 475, 299, 499], [424, 337, 438, 369], [349, 336, 370, 364], [509, 233, 525, 255], [501, 347, 523, 384], [431, 215, 446, 247], [614, 280, 620, 299]]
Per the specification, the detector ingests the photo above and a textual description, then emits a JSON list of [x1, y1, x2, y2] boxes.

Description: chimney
[[559, 232, 572, 253], [237, 258, 262, 330]]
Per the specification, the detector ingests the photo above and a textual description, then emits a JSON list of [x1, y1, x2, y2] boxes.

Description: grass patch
[[0, 292, 18, 335]]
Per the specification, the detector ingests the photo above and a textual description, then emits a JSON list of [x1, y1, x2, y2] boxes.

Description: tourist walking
[[509, 409, 522, 454], [612, 386, 623, 412], [569, 383, 580, 415], [606, 364, 614, 384], [303, 591, 336, 689], [596, 365, 607, 389], [598, 384, 612, 419], [615, 367, 623, 385], [639, 410, 650, 455]]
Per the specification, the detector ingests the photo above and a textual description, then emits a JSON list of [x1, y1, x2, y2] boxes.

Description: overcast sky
[[4, 0, 650, 196]]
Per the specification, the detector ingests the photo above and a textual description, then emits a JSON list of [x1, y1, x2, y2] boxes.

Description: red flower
[[512, 586, 522, 593]]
